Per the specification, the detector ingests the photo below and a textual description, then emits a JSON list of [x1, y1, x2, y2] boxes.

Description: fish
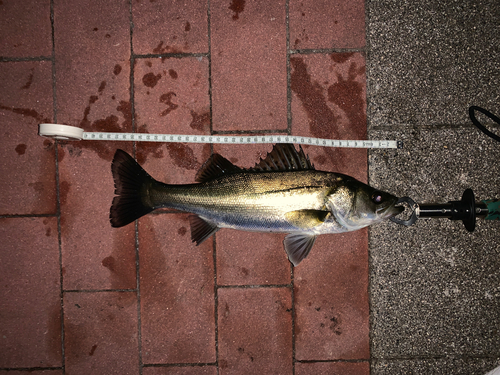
[[110, 144, 402, 266]]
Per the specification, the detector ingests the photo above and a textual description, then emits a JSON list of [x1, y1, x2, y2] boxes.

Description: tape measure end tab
[[38, 124, 84, 141], [397, 141, 404, 149]]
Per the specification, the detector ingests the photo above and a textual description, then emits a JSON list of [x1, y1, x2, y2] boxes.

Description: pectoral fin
[[189, 215, 219, 245], [283, 233, 317, 266], [285, 209, 330, 230]]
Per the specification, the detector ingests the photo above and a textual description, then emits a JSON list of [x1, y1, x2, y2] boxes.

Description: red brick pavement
[[0, 0, 368, 373]]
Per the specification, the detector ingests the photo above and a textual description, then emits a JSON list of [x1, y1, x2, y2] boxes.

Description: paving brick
[[289, 0, 365, 50], [54, 0, 132, 162], [211, 0, 287, 131], [0, 61, 56, 215], [0, 0, 52, 57], [139, 214, 216, 364], [134, 56, 211, 183], [295, 361, 370, 374], [218, 287, 292, 374], [0, 372, 63, 375], [54, 0, 131, 130], [142, 367, 217, 375], [54, 0, 137, 291], [134, 57, 210, 137], [294, 230, 370, 360], [0, 0, 376, 371], [132, 0, 208, 55], [290, 52, 367, 182], [216, 230, 291, 286], [58, 147, 137, 290], [0, 217, 61, 368], [63, 291, 139, 374]]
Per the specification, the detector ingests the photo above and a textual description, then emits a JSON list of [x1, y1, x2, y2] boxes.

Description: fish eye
[[371, 191, 384, 204]]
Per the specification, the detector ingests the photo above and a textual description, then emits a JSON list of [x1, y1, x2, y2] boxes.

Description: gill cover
[[326, 181, 399, 229]]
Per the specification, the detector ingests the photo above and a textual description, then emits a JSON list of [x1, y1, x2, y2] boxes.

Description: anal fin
[[283, 233, 317, 266], [189, 215, 219, 245]]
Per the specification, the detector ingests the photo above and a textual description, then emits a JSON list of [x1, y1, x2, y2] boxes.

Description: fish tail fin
[[110, 149, 156, 227]]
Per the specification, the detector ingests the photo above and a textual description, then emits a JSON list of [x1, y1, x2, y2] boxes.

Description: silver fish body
[[110, 144, 402, 265]]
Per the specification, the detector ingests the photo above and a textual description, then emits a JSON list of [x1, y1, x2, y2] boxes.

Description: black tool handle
[[417, 189, 487, 232]]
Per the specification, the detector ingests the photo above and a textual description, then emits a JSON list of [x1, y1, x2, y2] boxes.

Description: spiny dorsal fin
[[249, 144, 314, 172], [195, 153, 243, 183]]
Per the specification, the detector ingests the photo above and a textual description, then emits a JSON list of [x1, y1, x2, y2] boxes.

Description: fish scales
[[147, 171, 341, 232], [110, 144, 402, 266]]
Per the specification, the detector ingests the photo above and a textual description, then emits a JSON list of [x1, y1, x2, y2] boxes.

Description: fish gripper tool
[[390, 189, 500, 232]]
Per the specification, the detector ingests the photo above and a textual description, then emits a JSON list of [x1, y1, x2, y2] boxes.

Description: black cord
[[469, 106, 500, 143]]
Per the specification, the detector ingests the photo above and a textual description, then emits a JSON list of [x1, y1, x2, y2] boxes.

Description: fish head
[[326, 179, 403, 230]]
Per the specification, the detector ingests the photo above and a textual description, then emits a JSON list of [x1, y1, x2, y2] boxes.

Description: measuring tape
[[38, 124, 403, 149]]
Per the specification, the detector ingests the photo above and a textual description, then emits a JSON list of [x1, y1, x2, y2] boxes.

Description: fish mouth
[[376, 199, 405, 218]]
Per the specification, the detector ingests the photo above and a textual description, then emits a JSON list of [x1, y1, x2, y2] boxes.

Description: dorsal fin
[[195, 153, 243, 183], [248, 144, 314, 172]]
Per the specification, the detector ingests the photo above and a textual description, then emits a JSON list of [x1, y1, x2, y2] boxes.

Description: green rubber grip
[[482, 199, 500, 220]]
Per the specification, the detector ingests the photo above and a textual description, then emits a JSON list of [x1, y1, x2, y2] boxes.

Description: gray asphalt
[[366, 0, 500, 373]]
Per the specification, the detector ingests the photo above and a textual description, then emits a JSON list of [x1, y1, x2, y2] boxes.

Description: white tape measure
[[38, 124, 402, 149]]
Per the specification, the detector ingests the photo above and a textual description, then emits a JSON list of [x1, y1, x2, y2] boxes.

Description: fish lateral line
[[110, 144, 402, 266]]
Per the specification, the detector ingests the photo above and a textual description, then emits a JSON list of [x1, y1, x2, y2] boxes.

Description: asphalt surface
[[366, 0, 500, 373]]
